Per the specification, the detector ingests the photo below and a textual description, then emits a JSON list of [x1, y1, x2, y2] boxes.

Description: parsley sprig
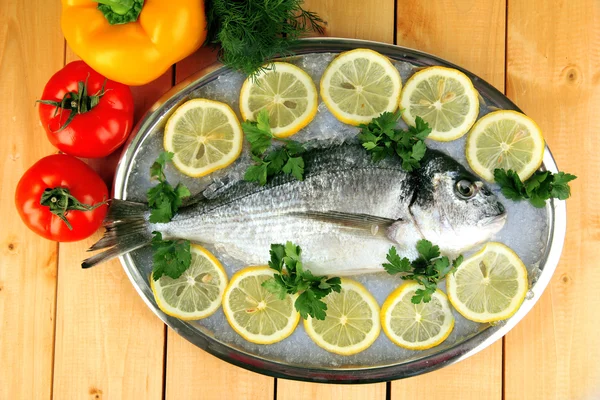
[[384, 240, 463, 304], [147, 152, 191, 223], [151, 232, 191, 280], [262, 242, 342, 320], [358, 111, 432, 171], [494, 169, 576, 208], [243, 109, 306, 185]]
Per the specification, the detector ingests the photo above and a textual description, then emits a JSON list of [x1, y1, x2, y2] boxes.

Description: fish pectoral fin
[[292, 210, 397, 237]]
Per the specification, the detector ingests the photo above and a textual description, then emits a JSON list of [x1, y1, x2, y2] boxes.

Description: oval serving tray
[[112, 38, 566, 383]]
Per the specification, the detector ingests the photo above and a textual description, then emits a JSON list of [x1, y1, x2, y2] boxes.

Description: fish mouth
[[477, 212, 507, 231]]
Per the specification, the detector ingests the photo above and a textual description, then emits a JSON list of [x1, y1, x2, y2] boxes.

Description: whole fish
[[84, 143, 506, 275]]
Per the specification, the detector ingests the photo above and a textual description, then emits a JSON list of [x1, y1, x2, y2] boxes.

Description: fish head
[[409, 150, 507, 255]]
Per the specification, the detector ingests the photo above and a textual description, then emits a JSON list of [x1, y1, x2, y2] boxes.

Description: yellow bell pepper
[[61, 0, 207, 86]]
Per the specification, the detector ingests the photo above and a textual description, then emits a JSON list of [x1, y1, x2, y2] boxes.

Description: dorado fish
[[84, 143, 506, 275]]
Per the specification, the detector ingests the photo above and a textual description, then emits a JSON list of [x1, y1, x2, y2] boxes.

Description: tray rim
[[112, 37, 567, 384]]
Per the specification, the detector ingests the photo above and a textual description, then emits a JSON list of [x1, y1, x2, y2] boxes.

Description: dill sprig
[[205, 0, 325, 77]]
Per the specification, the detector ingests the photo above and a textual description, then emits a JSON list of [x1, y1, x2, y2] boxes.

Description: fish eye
[[455, 179, 478, 199]]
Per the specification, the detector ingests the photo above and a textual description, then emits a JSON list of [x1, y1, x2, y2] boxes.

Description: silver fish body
[[84, 143, 506, 274], [144, 143, 507, 276]]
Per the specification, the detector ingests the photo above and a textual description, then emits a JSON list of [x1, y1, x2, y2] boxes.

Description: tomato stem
[[40, 188, 107, 230], [37, 76, 108, 133]]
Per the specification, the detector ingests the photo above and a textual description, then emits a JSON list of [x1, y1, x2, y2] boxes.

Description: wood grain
[[392, 1, 505, 398], [278, 382, 386, 400], [163, 49, 274, 400], [391, 347, 501, 399], [50, 52, 171, 400], [165, 328, 274, 400], [396, 0, 506, 89], [277, 0, 392, 396], [504, 1, 600, 399], [0, 1, 63, 399], [303, 0, 395, 43]]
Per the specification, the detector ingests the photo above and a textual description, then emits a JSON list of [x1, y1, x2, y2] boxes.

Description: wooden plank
[[392, 1, 505, 398], [0, 1, 63, 399], [165, 328, 274, 400], [50, 51, 171, 399], [391, 347, 501, 399], [396, 0, 506, 88], [274, 0, 393, 394], [279, 382, 386, 400], [504, 1, 600, 399], [303, 0, 395, 42], [276, 0, 392, 395], [163, 49, 274, 400]]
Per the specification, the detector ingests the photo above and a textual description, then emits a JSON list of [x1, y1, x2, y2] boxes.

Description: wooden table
[[1, 0, 598, 399]]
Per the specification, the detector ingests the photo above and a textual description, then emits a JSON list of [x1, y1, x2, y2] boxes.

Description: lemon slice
[[164, 98, 243, 177], [303, 279, 380, 356], [446, 242, 528, 323], [239, 62, 318, 138], [151, 245, 228, 320], [466, 110, 545, 182], [381, 282, 454, 350], [400, 66, 479, 141], [223, 266, 300, 344], [320, 49, 402, 125]]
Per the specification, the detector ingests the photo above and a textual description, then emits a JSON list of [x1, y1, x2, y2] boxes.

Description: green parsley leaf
[[411, 140, 427, 161], [262, 241, 342, 320], [282, 156, 304, 181], [243, 111, 306, 185], [147, 152, 191, 223], [242, 109, 274, 156], [416, 239, 440, 262], [411, 288, 432, 304], [358, 112, 431, 170], [383, 239, 462, 304], [151, 231, 191, 280], [408, 116, 433, 140], [284, 140, 306, 157], [262, 277, 288, 300], [296, 290, 327, 320], [493, 169, 524, 200], [150, 151, 174, 181], [382, 246, 412, 274], [244, 161, 269, 186], [264, 148, 288, 175], [494, 168, 577, 208], [550, 172, 577, 200]]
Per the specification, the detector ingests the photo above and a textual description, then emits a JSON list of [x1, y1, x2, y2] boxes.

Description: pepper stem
[[94, 0, 144, 25], [95, 0, 132, 14], [40, 188, 107, 230]]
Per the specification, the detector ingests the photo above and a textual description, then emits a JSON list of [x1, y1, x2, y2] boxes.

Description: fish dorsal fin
[[292, 210, 397, 236]]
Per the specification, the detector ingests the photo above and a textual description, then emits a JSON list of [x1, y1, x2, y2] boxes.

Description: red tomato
[[15, 154, 109, 242], [38, 61, 134, 158]]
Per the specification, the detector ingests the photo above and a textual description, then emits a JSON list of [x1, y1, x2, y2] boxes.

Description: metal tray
[[112, 38, 566, 383]]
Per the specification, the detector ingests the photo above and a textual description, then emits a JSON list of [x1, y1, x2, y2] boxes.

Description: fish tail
[[82, 200, 153, 269]]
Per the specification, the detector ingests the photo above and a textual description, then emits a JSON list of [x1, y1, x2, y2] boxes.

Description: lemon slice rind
[[320, 48, 402, 126], [466, 110, 545, 182], [400, 66, 479, 141], [164, 98, 243, 178], [446, 242, 529, 323], [303, 278, 380, 356], [151, 244, 228, 321], [223, 266, 300, 345], [381, 282, 455, 350], [239, 62, 318, 138]]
